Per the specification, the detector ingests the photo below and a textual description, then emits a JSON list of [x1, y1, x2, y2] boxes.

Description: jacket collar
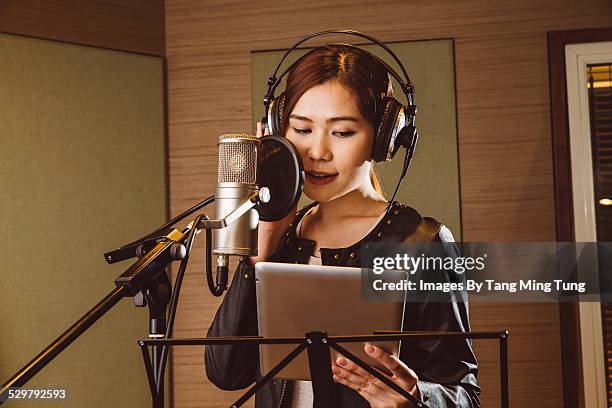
[[279, 200, 413, 266]]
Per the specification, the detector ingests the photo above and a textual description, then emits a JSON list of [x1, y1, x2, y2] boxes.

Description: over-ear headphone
[[262, 30, 419, 165]]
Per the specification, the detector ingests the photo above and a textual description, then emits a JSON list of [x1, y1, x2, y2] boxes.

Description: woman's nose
[[307, 131, 332, 162]]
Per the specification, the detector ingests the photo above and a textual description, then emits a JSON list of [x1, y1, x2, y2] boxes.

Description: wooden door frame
[[548, 25, 612, 408]]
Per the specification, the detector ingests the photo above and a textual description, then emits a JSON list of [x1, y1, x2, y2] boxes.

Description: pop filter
[[257, 136, 304, 221]]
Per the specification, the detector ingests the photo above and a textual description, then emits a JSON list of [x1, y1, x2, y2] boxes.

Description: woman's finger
[[334, 357, 415, 407], [335, 356, 373, 382], [365, 344, 417, 384], [332, 364, 370, 389], [333, 364, 392, 398], [256, 121, 263, 138], [332, 373, 388, 407], [334, 359, 396, 396]]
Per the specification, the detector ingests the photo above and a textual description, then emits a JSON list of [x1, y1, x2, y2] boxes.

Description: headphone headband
[[263, 30, 415, 118]]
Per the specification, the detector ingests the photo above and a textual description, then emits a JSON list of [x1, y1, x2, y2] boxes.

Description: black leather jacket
[[205, 201, 480, 407]]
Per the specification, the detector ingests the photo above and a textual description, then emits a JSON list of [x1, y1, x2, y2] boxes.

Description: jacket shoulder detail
[[437, 224, 455, 243], [395, 204, 442, 244]]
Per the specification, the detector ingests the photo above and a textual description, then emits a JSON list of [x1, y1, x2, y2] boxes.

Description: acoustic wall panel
[[0, 33, 166, 408]]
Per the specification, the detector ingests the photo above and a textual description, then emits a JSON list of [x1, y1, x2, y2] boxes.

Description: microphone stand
[[134, 268, 172, 405], [0, 190, 269, 407], [104, 194, 216, 265]]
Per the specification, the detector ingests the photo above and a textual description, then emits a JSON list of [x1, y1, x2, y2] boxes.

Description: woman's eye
[[292, 127, 311, 135], [332, 131, 356, 138]]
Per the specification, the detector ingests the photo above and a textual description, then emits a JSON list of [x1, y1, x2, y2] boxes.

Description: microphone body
[[212, 134, 260, 291], [212, 182, 259, 257]]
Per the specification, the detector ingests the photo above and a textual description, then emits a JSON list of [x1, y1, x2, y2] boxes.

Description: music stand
[[139, 330, 509, 408]]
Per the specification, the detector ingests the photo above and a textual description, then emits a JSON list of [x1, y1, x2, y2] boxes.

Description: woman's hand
[[331, 344, 421, 408], [248, 122, 297, 266]]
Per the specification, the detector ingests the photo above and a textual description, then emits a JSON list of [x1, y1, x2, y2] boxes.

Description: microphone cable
[[155, 213, 208, 395]]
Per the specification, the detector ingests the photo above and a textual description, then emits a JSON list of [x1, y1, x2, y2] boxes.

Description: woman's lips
[[305, 171, 338, 185]]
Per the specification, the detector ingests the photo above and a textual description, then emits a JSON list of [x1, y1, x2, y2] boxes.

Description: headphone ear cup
[[263, 99, 273, 135], [394, 124, 417, 157], [269, 92, 286, 136], [372, 97, 404, 162]]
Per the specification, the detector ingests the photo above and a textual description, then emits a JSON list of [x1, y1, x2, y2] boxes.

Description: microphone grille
[[217, 134, 259, 183]]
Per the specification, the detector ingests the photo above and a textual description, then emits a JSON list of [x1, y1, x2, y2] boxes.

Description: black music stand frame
[[139, 330, 509, 408]]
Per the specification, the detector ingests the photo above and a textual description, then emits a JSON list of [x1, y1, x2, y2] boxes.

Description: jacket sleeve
[[204, 257, 260, 390], [400, 225, 481, 407]]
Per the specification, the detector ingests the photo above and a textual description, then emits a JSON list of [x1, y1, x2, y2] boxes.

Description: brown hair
[[281, 44, 390, 199]]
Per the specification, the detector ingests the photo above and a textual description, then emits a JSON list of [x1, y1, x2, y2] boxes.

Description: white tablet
[[254, 261, 407, 380]]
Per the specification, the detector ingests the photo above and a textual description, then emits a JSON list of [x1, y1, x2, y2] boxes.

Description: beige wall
[[165, 1, 612, 407], [0, 33, 166, 408]]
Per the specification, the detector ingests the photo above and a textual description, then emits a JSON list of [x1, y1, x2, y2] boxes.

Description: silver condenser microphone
[[212, 134, 261, 290]]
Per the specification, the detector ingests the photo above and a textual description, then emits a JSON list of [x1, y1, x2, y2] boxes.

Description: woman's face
[[285, 81, 375, 203]]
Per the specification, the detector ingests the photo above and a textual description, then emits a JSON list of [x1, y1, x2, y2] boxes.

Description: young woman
[[205, 44, 480, 408]]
